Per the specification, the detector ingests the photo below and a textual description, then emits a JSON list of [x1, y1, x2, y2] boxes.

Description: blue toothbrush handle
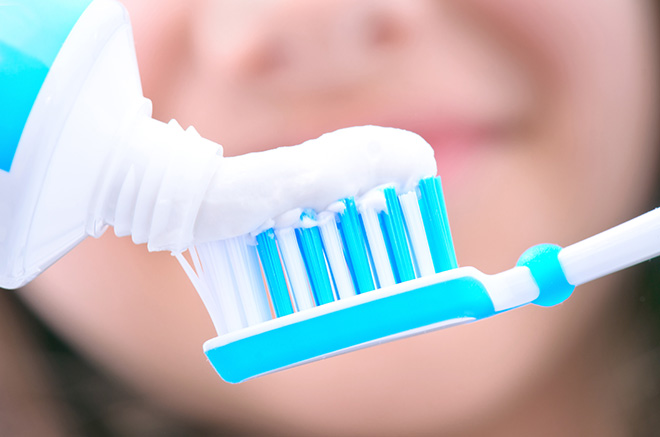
[[202, 241, 588, 383]]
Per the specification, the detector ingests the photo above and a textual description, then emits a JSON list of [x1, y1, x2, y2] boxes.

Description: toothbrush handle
[[558, 208, 660, 286]]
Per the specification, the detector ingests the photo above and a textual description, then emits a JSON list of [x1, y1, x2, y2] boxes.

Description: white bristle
[[318, 214, 356, 299], [180, 177, 455, 338], [224, 236, 272, 325], [189, 246, 204, 278], [322, 245, 339, 301], [175, 251, 227, 335], [275, 227, 315, 311], [191, 246, 229, 333], [360, 206, 395, 288], [245, 241, 274, 322], [197, 242, 247, 333], [400, 191, 435, 277]]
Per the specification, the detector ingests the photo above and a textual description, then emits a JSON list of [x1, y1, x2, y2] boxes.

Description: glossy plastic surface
[[205, 273, 495, 383], [0, 0, 92, 171]]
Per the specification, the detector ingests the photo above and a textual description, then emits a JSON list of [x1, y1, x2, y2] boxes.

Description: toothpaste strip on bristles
[[176, 174, 459, 382], [192, 126, 436, 244], [178, 176, 456, 332]]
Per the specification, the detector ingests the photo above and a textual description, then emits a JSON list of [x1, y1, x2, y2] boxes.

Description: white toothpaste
[[194, 126, 436, 243], [0, 0, 435, 289]]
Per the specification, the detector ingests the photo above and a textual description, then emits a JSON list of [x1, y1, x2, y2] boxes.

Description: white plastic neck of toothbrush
[[480, 266, 540, 310], [558, 208, 660, 286]]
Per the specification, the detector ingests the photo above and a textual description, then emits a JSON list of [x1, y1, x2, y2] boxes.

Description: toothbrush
[[4, 0, 654, 384], [177, 176, 660, 383], [1, 0, 434, 291]]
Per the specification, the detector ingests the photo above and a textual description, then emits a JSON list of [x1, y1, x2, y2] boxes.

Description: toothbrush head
[[177, 176, 566, 383]]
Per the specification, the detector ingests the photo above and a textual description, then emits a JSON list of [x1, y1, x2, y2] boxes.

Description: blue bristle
[[434, 178, 457, 267], [256, 229, 293, 317], [296, 211, 335, 306], [357, 210, 381, 288], [184, 174, 469, 383], [419, 177, 457, 272], [381, 187, 416, 283], [338, 198, 375, 294], [198, 177, 456, 324]]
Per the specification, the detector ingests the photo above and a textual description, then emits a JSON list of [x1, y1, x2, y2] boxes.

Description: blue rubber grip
[[0, 0, 93, 172], [205, 275, 495, 383], [517, 244, 575, 307]]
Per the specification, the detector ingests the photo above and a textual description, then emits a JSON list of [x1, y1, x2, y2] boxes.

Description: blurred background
[[1, 0, 659, 435]]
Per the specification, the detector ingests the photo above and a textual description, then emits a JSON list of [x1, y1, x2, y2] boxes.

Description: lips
[[225, 105, 516, 194], [370, 114, 512, 187]]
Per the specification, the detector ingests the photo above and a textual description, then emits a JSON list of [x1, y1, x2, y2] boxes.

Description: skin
[[21, 0, 658, 435]]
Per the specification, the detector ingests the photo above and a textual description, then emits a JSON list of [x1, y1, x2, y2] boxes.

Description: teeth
[[177, 177, 456, 336]]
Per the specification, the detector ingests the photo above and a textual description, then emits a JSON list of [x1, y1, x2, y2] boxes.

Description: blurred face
[[23, 0, 658, 435]]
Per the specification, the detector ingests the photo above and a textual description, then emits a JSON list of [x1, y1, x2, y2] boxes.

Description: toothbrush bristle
[[419, 177, 457, 272], [179, 176, 457, 336], [255, 229, 293, 317], [382, 186, 416, 283], [296, 211, 335, 306], [338, 197, 375, 294]]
